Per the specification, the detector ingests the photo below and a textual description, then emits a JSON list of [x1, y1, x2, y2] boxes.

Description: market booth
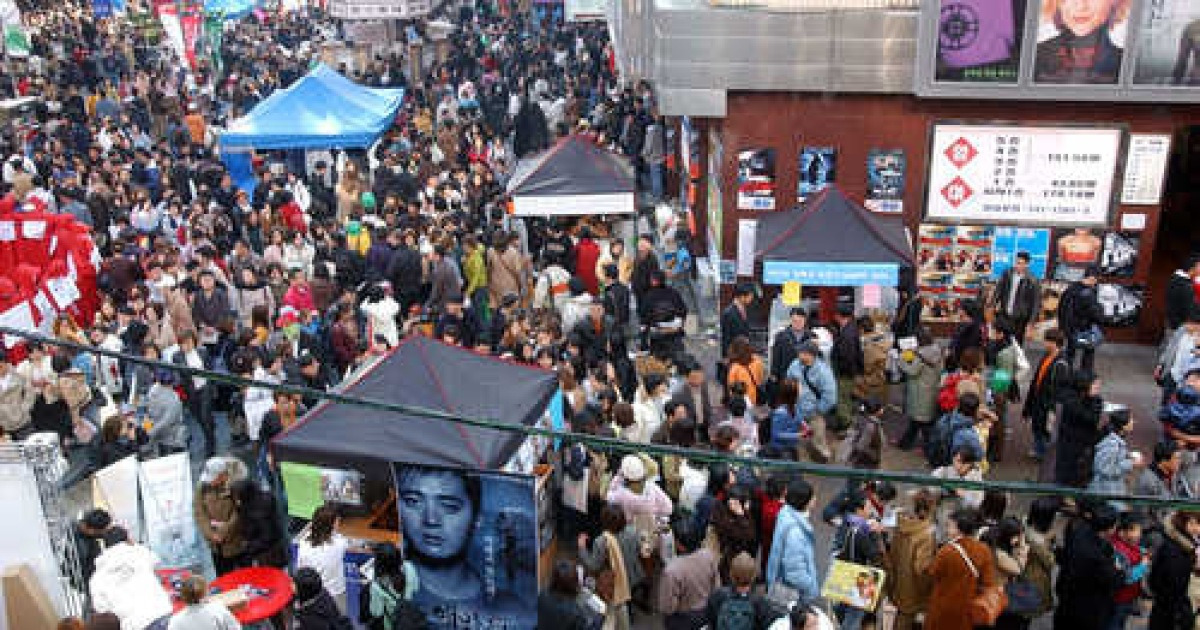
[[272, 336, 561, 628], [755, 185, 914, 324], [507, 134, 636, 217], [218, 64, 404, 193]]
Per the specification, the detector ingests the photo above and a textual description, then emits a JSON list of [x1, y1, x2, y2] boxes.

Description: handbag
[[1003, 577, 1044, 616], [949, 541, 1007, 626]]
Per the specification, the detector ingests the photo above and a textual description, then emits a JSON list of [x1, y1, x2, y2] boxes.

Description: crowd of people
[[2, 0, 1199, 628]]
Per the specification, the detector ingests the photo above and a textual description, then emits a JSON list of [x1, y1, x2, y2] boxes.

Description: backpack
[[926, 411, 962, 468], [938, 372, 965, 412], [715, 592, 757, 630]]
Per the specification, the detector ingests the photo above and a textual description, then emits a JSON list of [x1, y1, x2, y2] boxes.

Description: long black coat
[[1149, 523, 1198, 630], [1054, 519, 1120, 630]]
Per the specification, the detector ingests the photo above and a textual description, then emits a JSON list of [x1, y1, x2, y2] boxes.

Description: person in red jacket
[[1109, 512, 1149, 630], [277, 191, 307, 235], [574, 226, 601, 295], [282, 269, 316, 313]]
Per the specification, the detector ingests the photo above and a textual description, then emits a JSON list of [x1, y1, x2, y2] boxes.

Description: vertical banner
[[3, 21, 29, 57], [392, 463, 538, 629], [179, 3, 203, 70], [736, 148, 776, 210], [157, 4, 189, 69], [92, 455, 142, 537], [139, 453, 203, 568], [1133, 0, 1200, 85], [864, 149, 906, 214], [797, 146, 836, 201], [736, 219, 757, 277]]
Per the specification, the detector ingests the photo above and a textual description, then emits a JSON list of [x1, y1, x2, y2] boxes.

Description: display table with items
[[158, 566, 293, 625]]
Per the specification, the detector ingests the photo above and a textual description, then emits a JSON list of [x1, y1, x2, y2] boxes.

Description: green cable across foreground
[[5, 325, 1199, 510]]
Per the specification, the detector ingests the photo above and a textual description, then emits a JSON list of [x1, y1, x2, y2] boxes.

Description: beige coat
[[885, 513, 936, 614], [487, 247, 528, 305], [194, 484, 244, 559]]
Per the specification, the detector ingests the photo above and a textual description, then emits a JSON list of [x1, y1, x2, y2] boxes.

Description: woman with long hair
[[296, 504, 350, 613], [725, 335, 766, 407]]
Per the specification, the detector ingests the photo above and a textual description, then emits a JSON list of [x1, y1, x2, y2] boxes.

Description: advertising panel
[[797, 146, 837, 202], [1033, 0, 1131, 85], [926, 123, 1122, 226], [934, 0, 1028, 83], [392, 463, 538, 629], [1132, 0, 1200, 86], [865, 149, 906, 214], [1120, 134, 1172, 205], [736, 147, 777, 210]]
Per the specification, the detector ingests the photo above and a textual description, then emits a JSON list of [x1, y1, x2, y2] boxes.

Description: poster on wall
[[1099, 231, 1139, 278], [797, 146, 837, 201], [737, 219, 757, 277], [934, 0, 1028, 83], [1121, 134, 1172, 205], [917, 224, 995, 321], [865, 149, 906, 213], [1033, 0, 1129, 85], [991, 226, 1051, 280], [1132, 0, 1200, 86], [1051, 228, 1103, 281], [707, 129, 725, 274], [392, 463, 538, 629], [926, 124, 1122, 226], [736, 147, 777, 210], [1098, 283, 1144, 327]]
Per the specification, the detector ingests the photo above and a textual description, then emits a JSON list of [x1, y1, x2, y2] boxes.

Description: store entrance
[[1148, 126, 1200, 342]]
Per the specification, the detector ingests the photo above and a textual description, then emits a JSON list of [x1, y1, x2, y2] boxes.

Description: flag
[[4, 22, 29, 58]]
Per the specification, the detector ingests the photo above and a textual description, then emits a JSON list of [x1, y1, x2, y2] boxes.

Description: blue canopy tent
[[219, 64, 403, 192], [205, 0, 255, 19]]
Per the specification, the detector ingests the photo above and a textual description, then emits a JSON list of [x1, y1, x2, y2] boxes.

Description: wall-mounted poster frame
[[923, 121, 1125, 228], [914, 0, 1200, 102]]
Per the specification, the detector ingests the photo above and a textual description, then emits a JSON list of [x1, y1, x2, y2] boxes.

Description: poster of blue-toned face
[[865, 149, 906, 213], [392, 462, 538, 629], [798, 146, 837, 201], [991, 226, 1050, 280]]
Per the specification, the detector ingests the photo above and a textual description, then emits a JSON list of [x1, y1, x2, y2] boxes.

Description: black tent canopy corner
[[271, 335, 559, 480], [755, 185, 914, 269], [506, 134, 636, 216]]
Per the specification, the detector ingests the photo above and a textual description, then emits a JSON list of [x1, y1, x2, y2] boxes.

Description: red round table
[[211, 567, 294, 625]]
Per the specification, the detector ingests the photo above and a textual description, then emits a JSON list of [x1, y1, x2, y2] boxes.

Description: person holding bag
[[578, 504, 641, 630], [926, 508, 1002, 630], [765, 478, 819, 610]]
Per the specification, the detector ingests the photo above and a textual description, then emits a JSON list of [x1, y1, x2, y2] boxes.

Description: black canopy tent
[[506, 134, 636, 216], [272, 336, 559, 485], [754, 186, 915, 319]]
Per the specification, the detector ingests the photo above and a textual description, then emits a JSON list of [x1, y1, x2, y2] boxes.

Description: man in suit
[[669, 357, 714, 445], [991, 251, 1041, 344], [719, 283, 754, 383]]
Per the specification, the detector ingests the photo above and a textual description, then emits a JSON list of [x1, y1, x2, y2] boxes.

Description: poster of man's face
[[392, 463, 537, 629], [1132, 0, 1200, 86], [935, 0, 1028, 82], [1034, 0, 1131, 85]]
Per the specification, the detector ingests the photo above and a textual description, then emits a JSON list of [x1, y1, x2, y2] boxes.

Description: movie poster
[[918, 225, 997, 321], [1034, 0, 1129, 85], [1052, 227, 1103, 281], [1100, 232, 1139, 278], [1132, 0, 1200, 86], [865, 149, 906, 214], [797, 146, 836, 201], [392, 463, 538, 629], [140, 453, 204, 569], [736, 147, 777, 210], [991, 226, 1051, 280], [1098, 283, 1144, 327], [935, 0, 1028, 83]]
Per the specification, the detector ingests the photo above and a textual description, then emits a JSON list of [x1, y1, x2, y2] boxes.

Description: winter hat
[[620, 455, 646, 483]]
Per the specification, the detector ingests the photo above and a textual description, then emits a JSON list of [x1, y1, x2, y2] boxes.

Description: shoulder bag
[[949, 540, 1007, 626]]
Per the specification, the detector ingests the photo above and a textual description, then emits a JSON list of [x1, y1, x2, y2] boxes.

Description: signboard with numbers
[[925, 123, 1122, 227]]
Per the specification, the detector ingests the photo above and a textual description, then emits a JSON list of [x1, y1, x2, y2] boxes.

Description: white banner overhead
[[926, 123, 1122, 227]]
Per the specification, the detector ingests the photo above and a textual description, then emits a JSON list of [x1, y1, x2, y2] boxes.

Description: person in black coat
[[630, 235, 660, 306], [536, 560, 601, 630], [1164, 256, 1200, 344], [991, 251, 1041, 344], [1058, 266, 1103, 374], [230, 478, 288, 569], [947, 298, 984, 372], [1054, 373, 1104, 488], [1054, 501, 1121, 630], [1149, 511, 1200, 630], [386, 241, 424, 314], [292, 567, 353, 630], [1022, 328, 1072, 461], [720, 283, 754, 359], [768, 307, 812, 395]]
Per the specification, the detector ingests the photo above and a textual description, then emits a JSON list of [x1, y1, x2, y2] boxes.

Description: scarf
[[601, 531, 631, 606]]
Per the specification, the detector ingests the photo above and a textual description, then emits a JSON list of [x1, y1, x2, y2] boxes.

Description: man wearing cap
[[1057, 265, 1103, 374], [606, 454, 672, 524]]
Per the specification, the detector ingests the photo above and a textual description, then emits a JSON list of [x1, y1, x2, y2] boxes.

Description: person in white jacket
[[90, 527, 173, 630]]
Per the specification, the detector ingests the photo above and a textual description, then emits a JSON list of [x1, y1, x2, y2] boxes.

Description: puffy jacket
[[765, 505, 819, 601], [89, 543, 173, 630], [769, 406, 804, 450]]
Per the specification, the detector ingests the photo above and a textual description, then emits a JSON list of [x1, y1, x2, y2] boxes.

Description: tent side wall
[[511, 192, 636, 216]]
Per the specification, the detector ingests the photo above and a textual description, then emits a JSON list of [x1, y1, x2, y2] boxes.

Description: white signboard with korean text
[[926, 124, 1122, 227], [1120, 134, 1172, 206]]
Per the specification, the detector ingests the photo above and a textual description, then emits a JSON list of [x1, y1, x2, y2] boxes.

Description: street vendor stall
[[755, 185, 914, 324], [272, 336, 562, 628], [506, 134, 636, 217]]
